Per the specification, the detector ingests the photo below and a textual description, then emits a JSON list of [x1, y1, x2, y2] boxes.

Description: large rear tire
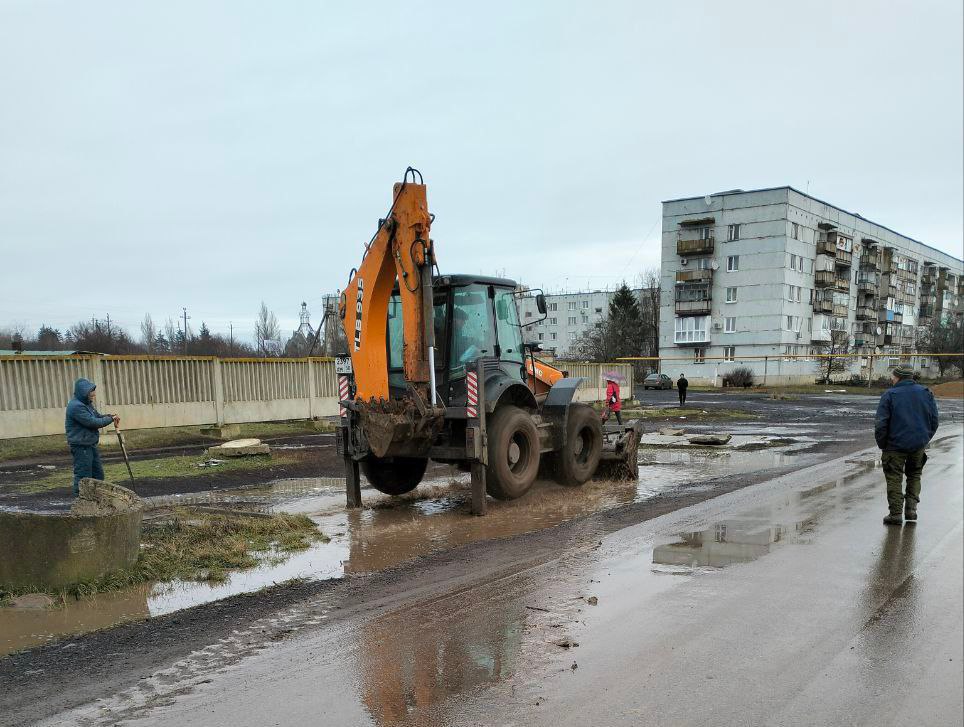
[[360, 456, 427, 496], [554, 403, 603, 486], [485, 405, 541, 500]]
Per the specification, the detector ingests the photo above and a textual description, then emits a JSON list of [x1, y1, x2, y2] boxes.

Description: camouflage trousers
[[881, 449, 927, 515]]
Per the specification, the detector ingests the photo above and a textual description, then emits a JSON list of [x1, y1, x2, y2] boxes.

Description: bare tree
[[140, 314, 157, 353], [917, 316, 964, 377], [255, 302, 281, 357], [638, 267, 661, 359], [815, 330, 851, 382]]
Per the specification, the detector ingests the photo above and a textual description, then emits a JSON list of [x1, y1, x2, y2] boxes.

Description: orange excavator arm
[[339, 171, 436, 403]]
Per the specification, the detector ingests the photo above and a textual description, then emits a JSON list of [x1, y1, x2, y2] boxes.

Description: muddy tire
[[360, 456, 427, 496], [485, 405, 541, 500], [554, 404, 603, 486]]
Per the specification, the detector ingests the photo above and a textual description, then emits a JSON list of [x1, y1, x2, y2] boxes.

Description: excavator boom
[[340, 176, 435, 402]]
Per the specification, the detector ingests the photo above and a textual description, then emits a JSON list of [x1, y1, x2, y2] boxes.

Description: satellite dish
[[704, 195, 712, 206], [710, 260, 720, 270], [874, 347, 881, 355], [875, 327, 882, 336]]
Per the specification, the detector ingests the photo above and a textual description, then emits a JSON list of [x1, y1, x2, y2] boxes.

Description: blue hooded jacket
[[874, 379, 939, 453], [65, 378, 114, 447]]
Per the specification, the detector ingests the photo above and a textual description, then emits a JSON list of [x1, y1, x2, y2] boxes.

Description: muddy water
[[0, 440, 813, 656]]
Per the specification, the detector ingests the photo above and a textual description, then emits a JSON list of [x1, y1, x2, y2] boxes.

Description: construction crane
[[336, 168, 640, 513]]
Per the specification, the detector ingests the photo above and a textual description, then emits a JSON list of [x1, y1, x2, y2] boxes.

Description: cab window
[[450, 285, 496, 375], [387, 293, 448, 371], [493, 288, 524, 364]]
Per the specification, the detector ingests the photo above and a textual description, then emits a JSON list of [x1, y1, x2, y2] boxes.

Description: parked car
[[642, 373, 673, 390]]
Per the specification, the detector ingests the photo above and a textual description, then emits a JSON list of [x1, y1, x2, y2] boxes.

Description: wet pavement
[[1, 433, 824, 655], [28, 430, 962, 726]]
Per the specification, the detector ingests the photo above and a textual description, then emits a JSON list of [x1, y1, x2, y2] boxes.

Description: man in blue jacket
[[874, 366, 939, 525], [65, 378, 119, 495]]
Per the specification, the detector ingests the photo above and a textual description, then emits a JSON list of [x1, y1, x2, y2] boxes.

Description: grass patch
[[0, 508, 328, 602], [619, 407, 756, 420], [0, 419, 336, 464], [20, 452, 298, 492]]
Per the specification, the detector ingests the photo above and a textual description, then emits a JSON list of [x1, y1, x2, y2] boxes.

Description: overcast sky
[[1, 0, 962, 342]]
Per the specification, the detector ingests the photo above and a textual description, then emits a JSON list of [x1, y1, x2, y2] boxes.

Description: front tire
[[554, 404, 603, 486], [485, 405, 541, 500], [360, 456, 427, 496]]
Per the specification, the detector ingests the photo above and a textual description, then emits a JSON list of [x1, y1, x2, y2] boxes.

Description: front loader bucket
[[357, 398, 444, 459], [595, 420, 641, 481]]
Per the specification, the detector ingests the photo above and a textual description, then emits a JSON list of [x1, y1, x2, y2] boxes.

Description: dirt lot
[[931, 378, 964, 398]]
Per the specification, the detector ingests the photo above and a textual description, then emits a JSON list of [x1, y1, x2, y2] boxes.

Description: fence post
[[212, 359, 225, 426], [307, 359, 317, 419]]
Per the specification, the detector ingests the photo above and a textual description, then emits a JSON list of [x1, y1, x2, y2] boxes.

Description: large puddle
[[0, 437, 821, 656]]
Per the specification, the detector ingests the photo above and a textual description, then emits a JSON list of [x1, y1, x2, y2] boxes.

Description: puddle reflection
[[653, 474, 871, 570]]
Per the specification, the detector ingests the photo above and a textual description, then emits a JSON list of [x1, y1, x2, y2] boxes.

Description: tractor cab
[[386, 275, 540, 407]]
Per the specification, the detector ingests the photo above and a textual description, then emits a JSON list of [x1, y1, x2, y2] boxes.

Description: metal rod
[[428, 346, 437, 405]]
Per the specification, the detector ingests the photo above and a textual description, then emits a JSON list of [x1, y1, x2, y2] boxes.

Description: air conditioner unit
[[712, 321, 723, 331], [680, 258, 688, 266]]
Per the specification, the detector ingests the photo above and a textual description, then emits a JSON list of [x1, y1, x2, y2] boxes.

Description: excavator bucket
[[595, 420, 642, 481]]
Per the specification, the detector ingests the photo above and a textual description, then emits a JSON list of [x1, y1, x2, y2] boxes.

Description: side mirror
[[535, 293, 547, 315]]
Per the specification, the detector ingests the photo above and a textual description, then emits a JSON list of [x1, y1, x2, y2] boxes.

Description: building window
[[568, 301, 577, 310], [538, 333, 544, 341], [726, 287, 738, 303], [791, 222, 799, 240], [724, 317, 736, 333], [569, 331, 577, 340], [525, 311, 532, 318], [568, 316, 577, 325], [550, 332, 557, 340], [549, 302, 557, 312], [581, 300, 589, 309], [674, 315, 710, 344], [595, 307, 603, 314], [723, 346, 736, 362], [549, 317, 557, 325], [786, 284, 803, 302], [727, 255, 740, 272], [727, 224, 741, 242], [785, 315, 802, 332], [699, 226, 713, 240]]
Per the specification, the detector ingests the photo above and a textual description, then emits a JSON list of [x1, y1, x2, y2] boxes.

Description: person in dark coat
[[874, 366, 939, 525], [65, 378, 119, 495], [677, 374, 689, 406]]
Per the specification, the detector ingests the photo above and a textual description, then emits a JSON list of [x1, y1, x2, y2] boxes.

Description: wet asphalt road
[[42, 429, 963, 727]]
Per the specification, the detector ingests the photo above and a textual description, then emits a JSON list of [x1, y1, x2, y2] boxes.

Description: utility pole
[[182, 307, 191, 354]]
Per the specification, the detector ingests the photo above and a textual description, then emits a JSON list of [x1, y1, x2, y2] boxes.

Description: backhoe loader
[[336, 168, 640, 513]]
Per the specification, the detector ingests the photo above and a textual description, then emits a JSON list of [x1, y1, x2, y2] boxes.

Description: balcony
[[832, 304, 850, 318], [674, 315, 711, 345], [675, 299, 712, 316], [813, 299, 832, 314], [919, 304, 935, 318], [811, 328, 831, 343], [856, 275, 878, 294], [856, 306, 877, 320], [817, 239, 837, 256], [834, 277, 851, 292], [859, 257, 881, 272], [815, 270, 836, 287], [853, 333, 872, 347], [675, 268, 713, 284], [835, 249, 853, 267], [677, 237, 715, 256]]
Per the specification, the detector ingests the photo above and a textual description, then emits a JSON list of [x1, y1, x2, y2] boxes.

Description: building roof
[[662, 185, 963, 265]]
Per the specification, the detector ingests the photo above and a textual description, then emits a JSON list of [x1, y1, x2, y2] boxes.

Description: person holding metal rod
[[65, 378, 119, 495]]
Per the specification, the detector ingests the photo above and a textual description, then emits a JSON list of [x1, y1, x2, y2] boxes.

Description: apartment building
[[516, 288, 657, 357], [659, 187, 964, 385]]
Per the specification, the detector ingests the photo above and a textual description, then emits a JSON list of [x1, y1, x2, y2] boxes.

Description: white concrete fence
[[0, 355, 632, 440]]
